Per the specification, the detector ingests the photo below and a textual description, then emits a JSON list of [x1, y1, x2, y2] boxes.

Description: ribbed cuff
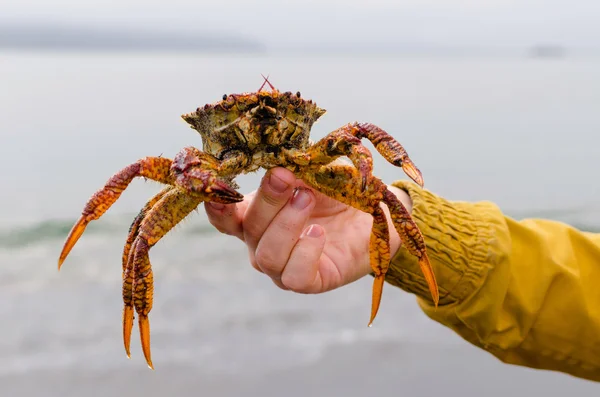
[[385, 180, 500, 308]]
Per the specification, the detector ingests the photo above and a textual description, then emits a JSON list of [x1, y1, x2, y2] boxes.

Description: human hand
[[204, 167, 412, 293]]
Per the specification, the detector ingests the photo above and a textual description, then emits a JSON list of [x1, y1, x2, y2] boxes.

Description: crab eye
[[222, 94, 227, 100], [296, 91, 301, 98]]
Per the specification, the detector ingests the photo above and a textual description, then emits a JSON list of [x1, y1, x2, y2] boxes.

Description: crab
[[58, 76, 439, 369]]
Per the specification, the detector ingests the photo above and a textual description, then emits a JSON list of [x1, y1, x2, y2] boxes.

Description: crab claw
[[58, 217, 88, 270], [176, 168, 244, 204], [401, 159, 424, 188], [208, 179, 245, 203]]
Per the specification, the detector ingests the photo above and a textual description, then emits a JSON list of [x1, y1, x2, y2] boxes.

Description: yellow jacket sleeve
[[388, 180, 600, 382]]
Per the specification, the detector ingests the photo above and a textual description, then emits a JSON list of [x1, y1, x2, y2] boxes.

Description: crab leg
[[126, 188, 203, 369], [59, 145, 244, 367], [297, 123, 424, 189], [300, 164, 438, 326], [58, 157, 175, 269], [123, 187, 174, 276], [367, 206, 391, 325], [351, 122, 424, 187], [122, 186, 173, 358], [383, 188, 438, 307], [124, 157, 243, 368], [296, 133, 374, 190], [300, 165, 391, 324], [59, 147, 246, 271]]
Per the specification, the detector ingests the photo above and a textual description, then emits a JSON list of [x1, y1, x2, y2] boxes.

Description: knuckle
[[241, 219, 261, 237], [208, 217, 233, 236], [254, 247, 282, 274], [249, 257, 264, 273], [281, 273, 308, 293], [260, 192, 286, 208], [215, 225, 233, 236], [273, 218, 295, 234], [207, 218, 226, 233], [207, 213, 243, 240], [272, 278, 290, 291]]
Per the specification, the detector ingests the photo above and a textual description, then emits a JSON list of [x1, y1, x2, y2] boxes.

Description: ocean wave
[[0, 214, 219, 249], [2, 209, 600, 250]]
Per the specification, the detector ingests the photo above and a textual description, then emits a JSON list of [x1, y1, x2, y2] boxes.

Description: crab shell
[[180, 90, 326, 173]]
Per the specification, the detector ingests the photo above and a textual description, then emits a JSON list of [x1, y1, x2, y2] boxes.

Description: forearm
[[385, 180, 600, 382]]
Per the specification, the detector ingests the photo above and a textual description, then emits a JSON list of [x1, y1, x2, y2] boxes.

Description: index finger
[[242, 167, 297, 252], [205, 193, 254, 241]]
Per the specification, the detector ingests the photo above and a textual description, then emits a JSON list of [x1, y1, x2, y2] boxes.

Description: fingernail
[[207, 202, 225, 210], [268, 173, 289, 193], [303, 224, 323, 238], [291, 188, 311, 210]]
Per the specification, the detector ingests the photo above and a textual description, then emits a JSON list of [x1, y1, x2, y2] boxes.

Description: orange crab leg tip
[[123, 305, 134, 358], [57, 216, 89, 270], [368, 274, 385, 328], [139, 315, 154, 370], [418, 254, 439, 308], [401, 161, 424, 188]]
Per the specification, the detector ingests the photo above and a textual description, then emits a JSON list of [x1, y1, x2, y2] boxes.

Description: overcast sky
[[2, 0, 599, 49]]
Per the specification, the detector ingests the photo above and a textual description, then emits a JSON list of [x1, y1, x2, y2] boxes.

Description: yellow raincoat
[[388, 181, 600, 382]]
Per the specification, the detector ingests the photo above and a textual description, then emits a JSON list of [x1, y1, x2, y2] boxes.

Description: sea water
[[1, 52, 599, 395]]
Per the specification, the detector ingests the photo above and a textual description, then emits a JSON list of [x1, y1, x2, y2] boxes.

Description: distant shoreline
[[2, 24, 599, 58], [0, 24, 265, 53]]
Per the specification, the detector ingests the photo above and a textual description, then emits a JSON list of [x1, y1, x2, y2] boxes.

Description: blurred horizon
[[0, 21, 594, 58], [2, 0, 600, 56]]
